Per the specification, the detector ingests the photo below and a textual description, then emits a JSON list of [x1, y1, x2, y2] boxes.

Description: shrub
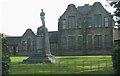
[[2, 36, 11, 75], [112, 46, 120, 74]]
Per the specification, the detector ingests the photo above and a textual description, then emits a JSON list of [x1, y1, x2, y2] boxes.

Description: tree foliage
[[110, 1, 120, 24], [2, 36, 11, 75], [109, 1, 120, 74], [112, 46, 120, 74]]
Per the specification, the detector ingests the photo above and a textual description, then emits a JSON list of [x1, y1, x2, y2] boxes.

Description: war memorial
[[23, 9, 56, 63]]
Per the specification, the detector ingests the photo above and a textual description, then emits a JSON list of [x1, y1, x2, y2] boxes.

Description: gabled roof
[[22, 28, 36, 37], [88, 2, 111, 15], [77, 2, 110, 15], [60, 2, 110, 19]]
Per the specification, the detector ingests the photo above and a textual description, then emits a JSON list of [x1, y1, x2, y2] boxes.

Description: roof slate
[[6, 37, 21, 46], [77, 4, 92, 15], [6, 31, 58, 46]]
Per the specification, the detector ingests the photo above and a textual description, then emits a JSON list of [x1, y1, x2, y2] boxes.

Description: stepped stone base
[[23, 53, 56, 63]]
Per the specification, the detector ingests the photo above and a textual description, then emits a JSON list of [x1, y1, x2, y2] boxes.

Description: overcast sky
[[0, 0, 114, 36]]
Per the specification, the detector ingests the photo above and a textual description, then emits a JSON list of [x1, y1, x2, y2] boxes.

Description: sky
[[0, 0, 115, 36]]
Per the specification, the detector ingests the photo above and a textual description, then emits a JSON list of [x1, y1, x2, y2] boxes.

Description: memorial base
[[22, 53, 56, 63]]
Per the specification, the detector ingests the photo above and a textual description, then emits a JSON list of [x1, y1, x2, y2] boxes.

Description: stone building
[[6, 29, 58, 55], [58, 2, 114, 55], [6, 36, 21, 55], [6, 2, 115, 56], [18, 29, 36, 55]]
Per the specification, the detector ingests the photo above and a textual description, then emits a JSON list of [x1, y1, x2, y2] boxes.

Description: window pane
[[99, 35, 102, 48], [104, 17, 109, 27], [87, 17, 92, 27], [22, 41, 26, 51], [105, 17, 108, 21], [78, 36, 83, 49], [87, 35, 92, 49], [98, 15, 102, 27], [27, 38, 31, 51], [62, 19, 66, 29], [68, 36, 75, 49], [94, 35, 102, 49], [77, 18, 82, 28], [68, 16, 76, 28], [104, 35, 109, 49], [94, 14, 102, 27], [62, 36, 67, 49], [94, 35, 99, 49]]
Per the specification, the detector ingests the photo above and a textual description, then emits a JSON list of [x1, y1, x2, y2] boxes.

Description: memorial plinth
[[23, 9, 56, 63]]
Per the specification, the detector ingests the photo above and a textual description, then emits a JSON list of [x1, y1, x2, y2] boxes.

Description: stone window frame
[[68, 16, 76, 28], [32, 40, 35, 51], [87, 34, 93, 49], [77, 18, 82, 28], [77, 35, 83, 49], [68, 35, 76, 49], [62, 36, 68, 50], [27, 38, 31, 51], [94, 34, 103, 49], [104, 35, 109, 49], [104, 16, 109, 27], [87, 17, 92, 28], [94, 14, 102, 27], [62, 19, 67, 29], [22, 41, 26, 51]]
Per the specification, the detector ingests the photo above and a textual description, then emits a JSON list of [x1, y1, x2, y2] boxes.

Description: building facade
[[6, 2, 115, 56], [6, 29, 58, 55], [18, 29, 37, 55], [58, 2, 114, 55]]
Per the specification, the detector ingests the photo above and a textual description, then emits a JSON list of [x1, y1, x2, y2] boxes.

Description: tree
[[112, 46, 120, 74], [109, 1, 120, 25], [2, 35, 11, 75], [107, 0, 120, 74]]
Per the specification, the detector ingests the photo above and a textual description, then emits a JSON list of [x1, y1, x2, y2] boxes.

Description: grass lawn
[[9, 56, 114, 74]]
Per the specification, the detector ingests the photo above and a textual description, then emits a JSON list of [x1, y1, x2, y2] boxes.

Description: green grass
[[9, 56, 114, 74]]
